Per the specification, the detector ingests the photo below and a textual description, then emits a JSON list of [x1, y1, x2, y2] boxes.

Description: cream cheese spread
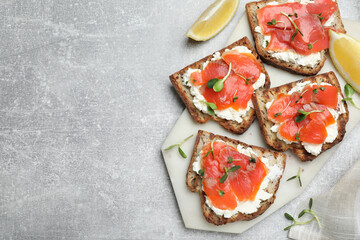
[[193, 142, 283, 216], [182, 46, 266, 123]]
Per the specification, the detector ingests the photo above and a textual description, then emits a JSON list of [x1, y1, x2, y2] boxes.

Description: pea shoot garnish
[[198, 169, 205, 176], [284, 198, 321, 231], [205, 138, 216, 160], [280, 12, 303, 41], [342, 84, 360, 109], [295, 89, 310, 103], [249, 157, 256, 163], [235, 72, 250, 85], [308, 40, 318, 50], [220, 165, 241, 184], [218, 190, 225, 196], [317, 13, 324, 21], [295, 109, 324, 123], [232, 89, 238, 103], [267, 18, 287, 30], [206, 63, 232, 92], [165, 134, 194, 158], [287, 167, 302, 187], [227, 156, 234, 163], [266, 40, 269, 47], [295, 132, 300, 141], [274, 100, 291, 118], [201, 100, 217, 115]]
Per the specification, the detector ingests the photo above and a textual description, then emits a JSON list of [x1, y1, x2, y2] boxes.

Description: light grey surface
[[0, 0, 359, 239]]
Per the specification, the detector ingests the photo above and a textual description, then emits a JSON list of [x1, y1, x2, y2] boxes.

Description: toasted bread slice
[[169, 37, 270, 134], [252, 71, 349, 161], [186, 130, 286, 225], [246, 0, 346, 75]]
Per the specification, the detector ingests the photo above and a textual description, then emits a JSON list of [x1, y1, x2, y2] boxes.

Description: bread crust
[[252, 71, 349, 161], [245, 0, 346, 76], [169, 37, 270, 134], [186, 130, 287, 225]]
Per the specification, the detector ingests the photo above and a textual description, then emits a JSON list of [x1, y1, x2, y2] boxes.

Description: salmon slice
[[299, 119, 328, 144], [201, 142, 268, 210], [302, 103, 335, 126], [222, 51, 261, 84]]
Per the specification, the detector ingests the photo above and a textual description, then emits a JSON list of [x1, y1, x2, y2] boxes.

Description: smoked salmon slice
[[201, 142, 268, 210]]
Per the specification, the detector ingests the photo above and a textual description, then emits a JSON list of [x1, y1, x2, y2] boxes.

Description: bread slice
[[246, 0, 346, 75], [252, 71, 349, 162], [186, 130, 286, 225], [169, 37, 270, 134]]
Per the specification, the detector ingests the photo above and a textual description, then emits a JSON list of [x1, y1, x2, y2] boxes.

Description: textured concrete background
[[0, 0, 359, 239]]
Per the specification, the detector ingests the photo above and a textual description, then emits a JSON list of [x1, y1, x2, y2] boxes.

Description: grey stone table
[[0, 1, 359, 239]]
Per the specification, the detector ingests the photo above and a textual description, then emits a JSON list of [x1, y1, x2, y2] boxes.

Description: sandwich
[[169, 37, 270, 134], [252, 71, 349, 161], [186, 130, 286, 225], [246, 0, 346, 75]]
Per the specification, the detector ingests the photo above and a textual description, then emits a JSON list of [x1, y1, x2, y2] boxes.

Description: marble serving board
[[161, 14, 360, 234]]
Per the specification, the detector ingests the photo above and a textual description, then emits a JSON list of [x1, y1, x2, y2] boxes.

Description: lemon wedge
[[186, 0, 239, 41], [329, 30, 360, 93]]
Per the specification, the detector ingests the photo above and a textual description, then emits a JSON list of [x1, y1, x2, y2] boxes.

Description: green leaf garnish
[[219, 172, 228, 184], [220, 165, 241, 183], [198, 169, 204, 176], [342, 84, 360, 109], [213, 63, 232, 92], [308, 40, 319, 50], [274, 112, 282, 117], [249, 157, 256, 163], [218, 190, 225, 196], [320, 87, 325, 91], [280, 12, 303, 41], [287, 167, 302, 187], [295, 109, 324, 123], [201, 101, 217, 115], [266, 40, 269, 47], [178, 147, 187, 158], [295, 133, 300, 141], [165, 135, 194, 158], [284, 197, 321, 231], [317, 13, 324, 21], [285, 213, 294, 221], [313, 88, 318, 94], [228, 157, 233, 163], [207, 78, 219, 88], [233, 96, 238, 102], [267, 18, 287, 30]]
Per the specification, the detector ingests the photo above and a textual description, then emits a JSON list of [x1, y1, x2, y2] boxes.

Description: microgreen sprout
[[267, 18, 287, 30], [220, 165, 241, 184], [295, 89, 310, 103], [295, 109, 324, 123], [218, 190, 225, 196], [317, 13, 324, 21], [284, 198, 321, 231], [274, 100, 291, 118], [233, 89, 238, 103], [236, 72, 250, 85], [280, 12, 303, 41], [308, 40, 319, 50], [249, 157, 256, 163], [266, 40, 269, 47], [342, 84, 360, 109], [206, 63, 232, 92], [165, 134, 194, 158], [287, 167, 302, 187], [201, 100, 217, 115], [198, 169, 204, 176], [205, 138, 216, 160]]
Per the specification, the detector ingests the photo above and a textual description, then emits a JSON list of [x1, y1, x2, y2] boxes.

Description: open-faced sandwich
[[186, 130, 286, 225], [252, 71, 349, 161], [246, 0, 346, 75], [169, 37, 270, 134]]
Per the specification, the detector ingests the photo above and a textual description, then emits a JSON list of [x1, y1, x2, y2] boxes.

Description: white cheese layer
[[182, 47, 266, 123], [193, 143, 283, 217], [266, 81, 346, 156]]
